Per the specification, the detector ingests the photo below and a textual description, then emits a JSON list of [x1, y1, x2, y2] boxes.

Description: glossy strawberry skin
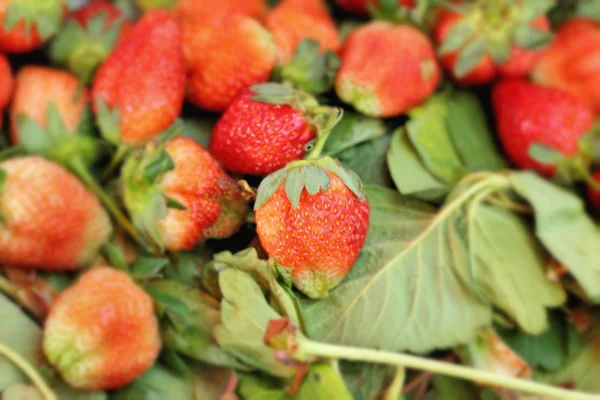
[[181, 11, 277, 112], [92, 10, 186, 144], [334, 0, 414, 14], [265, 0, 341, 63], [0, 53, 13, 119], [256, 172, 369, 298], [157, 137, 247, 250], [43, 267, 160, 390], [336, 21, 440, 117], [0, 157, 112, 270], [434, 10, 550, 85], [533, 18, 600, 114], [492, 79, 595, 176], [10, 66, 90, 144], [209, 89, 316, 176]]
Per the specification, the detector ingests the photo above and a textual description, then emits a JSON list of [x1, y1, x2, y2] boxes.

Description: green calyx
[[4, 0, 66, 40], [254, 157, 367, 210], [280, 39, 341, 96], [134, 0, 176, 11], [50, 13, 125, 84], [122, 144, 182, 251], [95, 96, 121, 145], [439, 0, 555, 78]]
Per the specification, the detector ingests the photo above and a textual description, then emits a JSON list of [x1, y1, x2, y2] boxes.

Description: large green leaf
[[110, 365, 192, 400], [322, 112, 386, 157], [303, 185, 492, 353], [338, 135, 392, 187], [510, 172, 600, 301]]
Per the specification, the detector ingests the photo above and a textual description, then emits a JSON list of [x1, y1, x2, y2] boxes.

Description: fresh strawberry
[[92, 10, 186, 145], [43, 267, 160, 389], [255, 157, 370, 298], [10, 66, 90, 144], [434, 1, 552, 86], [492, 79, 596, 177], [532, 18, 600, 114], [0, 0, 66, 53], [0, 156, 112, 270], [169, 0, 267, 21], [181, 11, 277, 112], [122, 136, 247, 251], [335, 21, 440, 117], [265, 0, 341, 63], [210, 83, 341, 176], [50, 0, 132, 84], [0, 53, 13, 122], [334, 0, 414, 15]]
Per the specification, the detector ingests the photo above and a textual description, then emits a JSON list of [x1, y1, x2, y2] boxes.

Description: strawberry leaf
[[529, 144, 565, 165], [102, 243, 130, 272], [254, 169, 289, 210], [303, 164, 330, 195], [95, 96, 121, 144], [284, 166, 305, 208], [438, 18, 474, 55], [111, 365, 193, 400], [318, 157, 367, 201], [164, 195, 186, 211], [454, 37, 487, 78], [513, 24, 553, 51], [142, 148, 175, 183], [131, 257, 169, 279], [251, 82, 296, 105], [16, 115, 52, 155]]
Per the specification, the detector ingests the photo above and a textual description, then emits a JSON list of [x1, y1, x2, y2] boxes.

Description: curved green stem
[[69, 157, 156, 254], [0, 341, 57, 400], [101, 145, 130, 183], [299, 339, 597, 400]]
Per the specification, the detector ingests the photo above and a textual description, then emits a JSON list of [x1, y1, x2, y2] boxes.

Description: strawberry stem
[[101, 145, 131, 183], [298, 339, 596, 400], [0, 341, 57, 400]]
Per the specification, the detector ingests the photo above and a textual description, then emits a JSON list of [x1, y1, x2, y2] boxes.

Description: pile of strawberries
[[0, 0, 599, 397]]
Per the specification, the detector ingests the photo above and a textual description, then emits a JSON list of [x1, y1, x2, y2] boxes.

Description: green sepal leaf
[[487, 39, 512, 64], [529, 143, 565, 165], [438, 18, 474, 55], [146, 286, 193, 316], [303, 164, 330, 195], [131, 257, 169, 279], [165, 195, 187, 210], [251, 82, 296, 105], [102, 242, 130, 272], [519, 0, 556, 21], [284, 166, 305, 208], [318, 157, 367, 201], [513, 24, 554, 51], [87, 12, 108, 37], [142, 147, 175, 183], [454, 37, 487, 78], [45, 103, 69, 141], [4, 0, 65, 40], [254, 169, 289, 210], [16, 115, 53, 155], [95, 96, 121, 144]]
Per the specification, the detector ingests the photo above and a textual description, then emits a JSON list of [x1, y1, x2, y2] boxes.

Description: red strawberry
[[334, 0, 414, 14], [122, 136, 247, 251], [434, 2, 552, 86], [335, 21, 440, 117], [255, 157, 370, 298], [50, 0, 132, 83], [0, 156, 112, 270], [43, 267, 160, 389], [92, 10, 186, 145], [0, 0, 66, 53], [10, 66, 90, 144], [532, 18, 600, 114], [492, 79, 596, 177], [0, 53, 13, 122], [170, 0, 267, 21], [210, 84, 341, 176], [180, 11, 277, 112], [265, 0, 341, 63]]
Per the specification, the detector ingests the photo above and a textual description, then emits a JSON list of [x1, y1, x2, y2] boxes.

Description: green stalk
[[298, 339, 597, 400], [101, 145, 131, 183], [0, 341, 57, 400]]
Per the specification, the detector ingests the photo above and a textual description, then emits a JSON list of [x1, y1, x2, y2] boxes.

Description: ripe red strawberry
[[0, 156, 112, 270], [255, 157, 370, 298], [434, 2, 552, 86], [533, 18, 600, 114], [210, 84, 341, 176], [92, 10, 186, 145], [10, 66, 90, 144], [265, 0, 341, 63], [492, 79, 596, 177], [50, 0, 132, 83], [334, 0, 414, 14], [170, 0, 267, 21], [0, 53, 13, 123], [43, 267, 160, 389], [180, 11, 277, 112], [0, 0, 66, 53], [335, 21, 440, 117], [122, 136, 247, 251]]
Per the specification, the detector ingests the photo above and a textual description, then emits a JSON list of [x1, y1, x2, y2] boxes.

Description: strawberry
[[43, 267, 160, 390], [92, 10, 186, 145], [169, 0, 267, 21], [10, 66, 90, 145], [334, 0, 414, 15], [122, 136, 247, 251], [0, 53, 13, 122], [265, 0, 341, 64], [335, 21, 440, 117], [0, 0, 65, 53], [434, 1, 552, 86], [209, 83, 341, 176], [532, 18, 600, 114], [181, 11, 277, 112], [255, 157, 370, 298], [492, 79, 596, 177], [0, 156, 112, 270], [50, 0, 132, 84]]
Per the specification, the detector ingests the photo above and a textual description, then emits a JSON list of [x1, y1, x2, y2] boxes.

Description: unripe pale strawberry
[[0, 156, 112, 270], [43, 267, 161, 390]]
